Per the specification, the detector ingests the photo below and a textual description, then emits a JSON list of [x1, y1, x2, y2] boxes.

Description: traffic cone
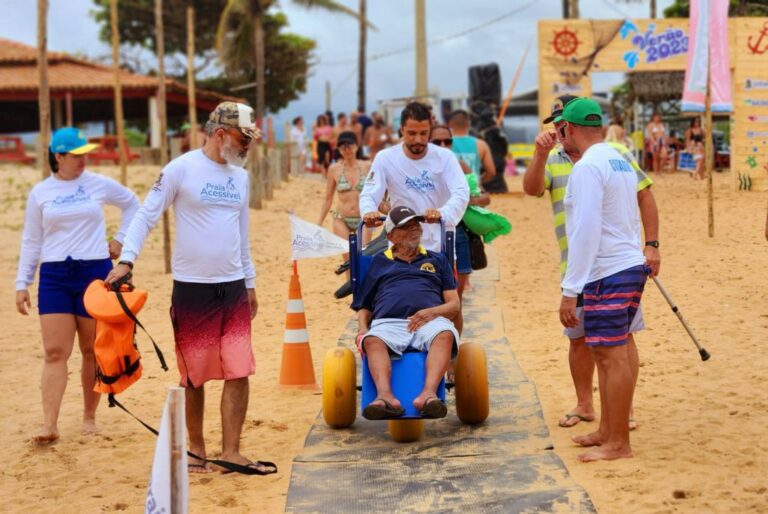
[[279, 261, 317, 388]]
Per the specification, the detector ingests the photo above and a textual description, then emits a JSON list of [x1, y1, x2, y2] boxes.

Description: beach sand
[[0, 162, 766, 513]]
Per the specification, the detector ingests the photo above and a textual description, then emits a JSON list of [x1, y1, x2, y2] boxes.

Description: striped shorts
[[583, 265, 649, 347]]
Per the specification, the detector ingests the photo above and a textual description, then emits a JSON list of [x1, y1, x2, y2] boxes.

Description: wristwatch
[[118, 260, 134, 269], [645, 240, 660, 248]]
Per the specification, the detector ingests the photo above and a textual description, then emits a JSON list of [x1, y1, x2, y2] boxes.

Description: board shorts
[[170, 279, 255, 388], [581, 265, 649, 347], [360, 316, 459, 359], [564, 298, 646, 340], [38, 257, 113, 317], [455, 223, 472, 275]]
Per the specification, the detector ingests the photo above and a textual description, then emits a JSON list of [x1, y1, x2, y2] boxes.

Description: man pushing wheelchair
[[352, 206, 460, 420]]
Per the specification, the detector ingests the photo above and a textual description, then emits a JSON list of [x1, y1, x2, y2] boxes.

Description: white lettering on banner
[[290, 214, 348, 260]]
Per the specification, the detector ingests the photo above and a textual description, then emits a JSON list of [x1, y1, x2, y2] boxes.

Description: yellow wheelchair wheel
[[322, 347, 357, 428], [454, 342, 490, 425], [388, 419, 424, 442]]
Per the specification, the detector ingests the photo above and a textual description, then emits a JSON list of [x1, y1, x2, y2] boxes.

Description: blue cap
[[49, 127, 98, 155]]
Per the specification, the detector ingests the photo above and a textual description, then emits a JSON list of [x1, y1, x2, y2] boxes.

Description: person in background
[[645, 113, 667, 174], [447, 110, 495, 186], [317, 130, 372, 264], [685, 117, 706, 180], [290, 116, 306, 173], [15, 127, 139, 444], [314, 114, 333, 177], [366, 112, 394, 160]]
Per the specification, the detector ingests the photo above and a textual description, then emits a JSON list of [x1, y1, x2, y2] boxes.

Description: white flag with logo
[[290, 214, 349, 260], [145, 392, 188, 514]]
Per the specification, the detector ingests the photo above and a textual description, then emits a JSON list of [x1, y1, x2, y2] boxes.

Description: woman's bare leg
[[36, 314, 77, 443]]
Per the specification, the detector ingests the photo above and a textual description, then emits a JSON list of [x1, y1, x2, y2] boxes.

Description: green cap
[[553, 97, 603, 127]]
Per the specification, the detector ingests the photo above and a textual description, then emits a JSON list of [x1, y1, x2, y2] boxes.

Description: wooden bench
[[0, 136, 35, 165], [87, 136, 140, 165]]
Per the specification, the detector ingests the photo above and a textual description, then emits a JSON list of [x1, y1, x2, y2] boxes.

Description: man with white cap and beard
[[106, 102, 274, 475]]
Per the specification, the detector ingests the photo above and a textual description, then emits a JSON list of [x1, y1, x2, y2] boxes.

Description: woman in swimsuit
[[685, 117, 706, 180], [645, 113, 667, 174], [317, 131, 372, 263], [314, 114, 333, 177]]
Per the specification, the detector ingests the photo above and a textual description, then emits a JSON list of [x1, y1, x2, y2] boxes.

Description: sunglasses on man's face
[[430, 138, 453, 147], [557, 124, 568, 139]]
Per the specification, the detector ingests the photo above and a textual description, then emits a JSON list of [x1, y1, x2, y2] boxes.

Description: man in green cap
[[556, 97, 651, 462], [523, 95, 660, 433]]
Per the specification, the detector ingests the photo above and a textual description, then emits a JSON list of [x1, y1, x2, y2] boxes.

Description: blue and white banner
[[145, 393, 188, 514], [290, 214, 349, 260]]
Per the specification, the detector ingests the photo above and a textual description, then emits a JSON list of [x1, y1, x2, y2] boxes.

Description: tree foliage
[[90, 0, 316, 111], [663, 0, 768, 17]]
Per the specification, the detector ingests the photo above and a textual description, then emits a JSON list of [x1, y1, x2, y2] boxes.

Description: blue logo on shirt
[[608, 159, 633, 172], [405, 170, 435, 193], [52, 185, 90, 207], [200, 179, 241, 204]]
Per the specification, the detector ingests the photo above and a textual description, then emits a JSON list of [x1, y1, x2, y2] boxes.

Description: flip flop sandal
[[558, 413, 595, 428], [419, 397, 447, 419], [363, 398, 405, 420]]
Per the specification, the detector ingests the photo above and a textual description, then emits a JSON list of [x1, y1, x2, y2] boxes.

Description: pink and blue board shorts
[[170, 279, 255, 388], [583, 265, 649, 347]]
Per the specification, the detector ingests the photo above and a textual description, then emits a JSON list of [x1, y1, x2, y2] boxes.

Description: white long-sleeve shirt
[[359, 142, 469, 252], [561, 142, 645, 297], [16, 171, 139, 290], [120, 149, 256, 288]]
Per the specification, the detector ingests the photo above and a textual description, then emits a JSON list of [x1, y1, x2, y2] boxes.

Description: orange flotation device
[[84, 278, 167, 394]]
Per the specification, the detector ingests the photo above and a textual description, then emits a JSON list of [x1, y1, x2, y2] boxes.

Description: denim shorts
[[38, 257, 113, 317], [455, 224, 472, 275]]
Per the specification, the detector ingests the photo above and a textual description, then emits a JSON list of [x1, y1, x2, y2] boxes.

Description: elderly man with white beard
[[105, 102, 273, 475]]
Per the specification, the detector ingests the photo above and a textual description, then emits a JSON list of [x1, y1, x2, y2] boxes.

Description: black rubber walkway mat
[[285, 268, 595, 513]]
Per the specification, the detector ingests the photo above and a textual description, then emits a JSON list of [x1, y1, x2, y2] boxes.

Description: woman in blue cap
[[14, 127, 139, 443]]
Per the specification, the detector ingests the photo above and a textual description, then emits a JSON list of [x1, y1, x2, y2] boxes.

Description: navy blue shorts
[[38, 257, 113, 317], [455, 224, 472, 275]]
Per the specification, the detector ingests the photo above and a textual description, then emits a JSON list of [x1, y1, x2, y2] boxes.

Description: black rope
[[108, 394, 277, 476]]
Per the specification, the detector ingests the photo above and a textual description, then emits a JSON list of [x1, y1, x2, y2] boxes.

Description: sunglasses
[[338, 142, 356, 149], [431, 138, 453, 146], [557, 124, 568, 138], [221, 128, 252, 147]]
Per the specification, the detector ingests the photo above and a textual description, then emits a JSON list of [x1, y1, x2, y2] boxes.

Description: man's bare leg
[[578, 345, 634, 462], [186, 384, 211, 473], [220, 376, 265, 470], [36, 314, 77, 443], [627, 334, 639, 430], [75, 316, 101, 434], [413, 333, 453, 410], [572, 348, 609, 447], [364, 337, 401, 409], [559, 336, 596, 427]]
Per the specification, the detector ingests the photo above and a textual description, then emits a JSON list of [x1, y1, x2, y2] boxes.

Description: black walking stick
[[651, 276, 711, 361]]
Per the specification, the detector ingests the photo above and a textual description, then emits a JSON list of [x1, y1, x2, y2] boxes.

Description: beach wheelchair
[[321, 220, 490, 442]]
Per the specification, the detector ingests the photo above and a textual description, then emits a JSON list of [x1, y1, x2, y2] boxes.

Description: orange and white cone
[[279, 262, 317, 388]]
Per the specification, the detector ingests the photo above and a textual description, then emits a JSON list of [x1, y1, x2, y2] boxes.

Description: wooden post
[[249, 145, 264, 209], [155, 0, 172, 273], [357, 0, 367, 112], [186, 2, 198, 149], [253, 8, 265, 131], [110, 0, 128, 185], [414, 0, 427, 99], [325, 81, 331, 112], [705, 51, 714, 238], [167, 387, 186, 514], [37, 0, 50, 178], [65, 91, 73, 126], [263, 152, 273, 201]]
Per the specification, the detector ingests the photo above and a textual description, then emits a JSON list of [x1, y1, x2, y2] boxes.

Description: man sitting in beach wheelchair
[[352, 205, 460, 420]]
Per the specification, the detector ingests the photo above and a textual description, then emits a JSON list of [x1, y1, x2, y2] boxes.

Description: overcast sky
[[2, 0, 675, 126]]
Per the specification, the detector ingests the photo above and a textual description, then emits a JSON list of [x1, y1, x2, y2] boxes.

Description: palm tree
[[217, 0, 371, 127]]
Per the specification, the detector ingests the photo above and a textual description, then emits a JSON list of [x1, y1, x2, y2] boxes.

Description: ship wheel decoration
[[552, 27, 580, 59]]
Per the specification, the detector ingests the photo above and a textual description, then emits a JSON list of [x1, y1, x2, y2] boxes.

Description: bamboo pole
[[414, 0, 427, 100], [155, 0, 172, 274], [357, 0, 367, 112], [37, 0, 50, 178], [705, 53, 714, 238], [110, 0, 128, 185], [497, 40, 532, 127], [186, 2, 198, 149]]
